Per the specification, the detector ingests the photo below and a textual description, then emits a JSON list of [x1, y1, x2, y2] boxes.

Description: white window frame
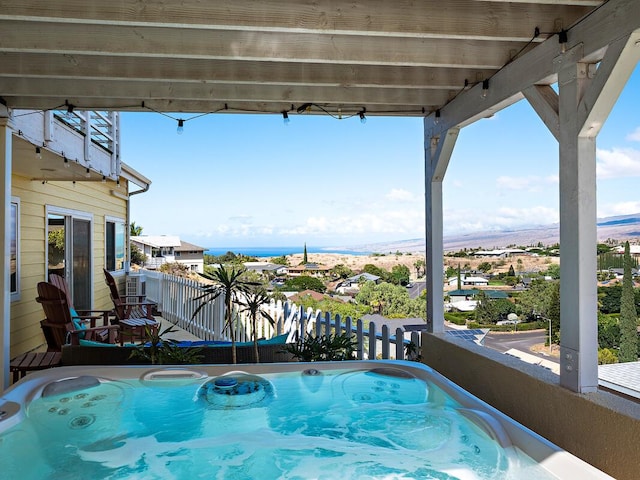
[[44, 205, 95, 286], [105, 215, 126, 273], [10, 196, 20, 302]]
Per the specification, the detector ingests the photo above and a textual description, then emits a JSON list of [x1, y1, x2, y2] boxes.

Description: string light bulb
[[177, 119, 185, 135], [358, 108, 367, 124], [65, 102, 74, 119], [85, 167, 91, 178], [435, 109, 441, 125], [116, 179, 121, 188], [481, 79, 489, 99], [35, 146, 42, 159], [63, 156, 70, 168], [282, 111, 290, 126], [101, 175, 106, 183]]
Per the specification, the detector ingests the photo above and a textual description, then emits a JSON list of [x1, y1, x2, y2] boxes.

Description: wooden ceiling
[[0, 0, 605, 118]]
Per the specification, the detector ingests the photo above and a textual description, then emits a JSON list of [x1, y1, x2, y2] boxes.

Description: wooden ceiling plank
[[0, 20, 519, 68], [6, 97, 437, 116], [0, 0, 595, 41], [0, 77, 454, 107], [0, 53, 495, 90]]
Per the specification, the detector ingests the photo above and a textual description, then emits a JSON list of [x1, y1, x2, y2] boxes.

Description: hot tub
[[0, 361, 611, 479]]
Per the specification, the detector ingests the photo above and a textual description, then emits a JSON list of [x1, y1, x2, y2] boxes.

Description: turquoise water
[[1, 370, 556, 479]]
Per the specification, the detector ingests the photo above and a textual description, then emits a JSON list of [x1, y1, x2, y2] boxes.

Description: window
[[10, 197, 20, 301], [106, 217, 125, 272]]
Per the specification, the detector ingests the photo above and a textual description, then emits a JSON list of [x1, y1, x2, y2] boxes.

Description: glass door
[[72, 218, 91, 309], [47, 211, 93, 310]]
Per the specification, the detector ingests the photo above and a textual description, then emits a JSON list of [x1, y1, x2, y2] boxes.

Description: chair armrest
[[75, 309, 114, 326], [68, 325, 119, 345]]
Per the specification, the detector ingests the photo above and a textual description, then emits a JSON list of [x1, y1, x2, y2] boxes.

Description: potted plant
[[238, 287, 275, 363], [193, 265, 258, 364], [129, 325, 204, 365]]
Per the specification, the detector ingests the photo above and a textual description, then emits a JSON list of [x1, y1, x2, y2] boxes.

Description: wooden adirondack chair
[[103, 269, 159, 344], [49, 273, 114, 326], [36, 282, 119, 351]]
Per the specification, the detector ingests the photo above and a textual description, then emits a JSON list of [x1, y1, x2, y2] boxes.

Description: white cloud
[[443, 206, 558, 234], [495, 175, 557, 192], [596, 147, 640, 178], [598, 201, 640, 218], [626, 127, 640, 142], [385, 188, 418, 202], [451, 180, 464, 188], [279, 209, 425, 239]]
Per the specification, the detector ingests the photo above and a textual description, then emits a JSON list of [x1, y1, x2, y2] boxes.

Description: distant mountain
[[348, 213, 640, 253]]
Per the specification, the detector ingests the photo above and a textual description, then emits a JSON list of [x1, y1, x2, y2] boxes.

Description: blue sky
[[121, 65, 640, 249]]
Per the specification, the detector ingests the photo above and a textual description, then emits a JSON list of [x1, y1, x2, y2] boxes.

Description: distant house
[[447, 289, 509, 311], [446, 276, 489, 287], [336, 272, 381, 294], [613, 244, 640, 257], [243, 262, 288, 276], [287, 262, 331, 278], [131, 235, 205, 273], [473, 249, 527, 258], [175, 241, 205, 273]]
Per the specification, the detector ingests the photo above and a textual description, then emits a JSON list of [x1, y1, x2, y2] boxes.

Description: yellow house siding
[[10, 174, 128, 357]]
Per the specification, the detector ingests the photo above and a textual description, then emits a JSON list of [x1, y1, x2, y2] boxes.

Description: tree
[[331, 263, 353, 279], [391, 264, 411, 285], [130, 243, 147, 266], [363, 264, 390, 282], [271, 255, 289, 266], [618, 242, 638, 362], [283, 275, 326, 293], [193, 266, 258, 364], [474, 292, 515, 324], [413, 259, 425, 278], [507, 264, 515, 277], [598, 314, 620, 351], [130, 221, 143, 237], [547, 282, 561, 344], [303, 242, 308, 264], [477, 262, 492, 273], [355, 281, 418, 318], [238, 287, 275, 363], [546, 263, 560, 279]]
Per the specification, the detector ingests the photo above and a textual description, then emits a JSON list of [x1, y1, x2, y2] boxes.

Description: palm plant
[[238, 287, 275, 363], [193, 265, 258, 364]]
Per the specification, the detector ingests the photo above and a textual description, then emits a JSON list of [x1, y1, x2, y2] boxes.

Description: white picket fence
[[142, 270, 421, 360]]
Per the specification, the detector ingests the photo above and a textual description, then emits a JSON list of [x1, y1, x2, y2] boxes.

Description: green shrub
[[466, 321, 540, 332], [444, 312, 468, 325], [283, 333, 356, 361], [598, 348, 619, 365]]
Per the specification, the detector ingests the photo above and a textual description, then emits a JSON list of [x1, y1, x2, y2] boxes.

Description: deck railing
[[142, 271, 421, 360]]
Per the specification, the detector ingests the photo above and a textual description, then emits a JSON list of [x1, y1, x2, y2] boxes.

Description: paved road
[[406, 281, 426, 299], [483, 330, 558, 364]]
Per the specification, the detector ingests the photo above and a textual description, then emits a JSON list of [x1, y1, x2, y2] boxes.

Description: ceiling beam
[[0, 77, 455, 107], [8, 98, 435, 116], [438, 0, 640, 131]]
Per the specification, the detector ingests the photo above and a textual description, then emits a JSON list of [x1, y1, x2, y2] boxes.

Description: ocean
[[204, 246, 371, 258]]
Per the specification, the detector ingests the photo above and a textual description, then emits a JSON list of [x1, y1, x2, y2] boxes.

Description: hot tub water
[[0, 364, 596, 479]]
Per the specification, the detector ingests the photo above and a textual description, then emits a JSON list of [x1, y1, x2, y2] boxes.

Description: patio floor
[[154, 316, 203, 342]]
